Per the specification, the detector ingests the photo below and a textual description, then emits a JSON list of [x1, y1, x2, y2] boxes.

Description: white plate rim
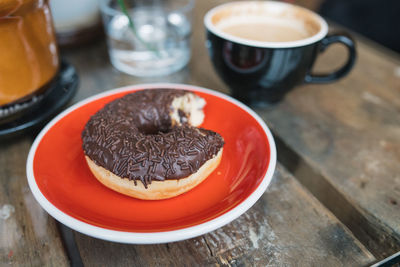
[[26, 83, 277, 244]]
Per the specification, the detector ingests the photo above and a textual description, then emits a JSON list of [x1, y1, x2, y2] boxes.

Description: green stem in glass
[[117, 0, 161, 57]]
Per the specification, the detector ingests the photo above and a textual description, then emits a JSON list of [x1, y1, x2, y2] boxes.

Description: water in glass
[[105, 7, 191, 76]]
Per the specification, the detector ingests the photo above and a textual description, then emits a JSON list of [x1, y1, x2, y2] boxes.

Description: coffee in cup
[[204, 1, 356, 106]]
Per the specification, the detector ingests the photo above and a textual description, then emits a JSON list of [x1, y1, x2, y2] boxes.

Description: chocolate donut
[[82, 89, 224, 200]]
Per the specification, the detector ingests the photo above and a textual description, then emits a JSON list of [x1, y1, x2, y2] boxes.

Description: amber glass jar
[[0, 0, 59, 106]]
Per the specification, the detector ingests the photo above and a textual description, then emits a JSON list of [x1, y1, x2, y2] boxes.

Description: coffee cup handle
[[304, 33, 356, 83]]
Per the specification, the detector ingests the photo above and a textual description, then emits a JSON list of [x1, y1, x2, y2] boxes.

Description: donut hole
[[136, 124, 170, 135]]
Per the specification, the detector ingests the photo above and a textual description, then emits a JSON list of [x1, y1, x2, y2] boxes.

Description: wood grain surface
[[0, 138, 69, 266], [255, 37, 400, 259], [73, 165, 375, 267]]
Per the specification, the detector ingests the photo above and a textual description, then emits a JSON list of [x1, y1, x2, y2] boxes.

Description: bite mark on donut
[[170, 93, 206, 127]]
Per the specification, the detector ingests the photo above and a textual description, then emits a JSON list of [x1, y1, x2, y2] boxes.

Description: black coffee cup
[[204, 1, 356, 106]]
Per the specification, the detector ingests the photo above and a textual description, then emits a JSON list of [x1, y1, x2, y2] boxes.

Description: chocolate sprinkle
[[82, 89, 224, 188]]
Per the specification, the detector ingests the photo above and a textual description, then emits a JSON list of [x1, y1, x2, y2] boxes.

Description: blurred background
[[289, 0, 400, 53], [50, 0, 400, 54]]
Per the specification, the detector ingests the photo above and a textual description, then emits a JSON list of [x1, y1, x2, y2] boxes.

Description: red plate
[[27, 83, 276, 243]]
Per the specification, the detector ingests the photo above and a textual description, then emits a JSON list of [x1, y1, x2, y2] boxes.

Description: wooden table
[[1, 0, 399, 266]]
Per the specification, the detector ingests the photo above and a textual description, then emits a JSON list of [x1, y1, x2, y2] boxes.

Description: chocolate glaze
[[82, 89, 224, 188]]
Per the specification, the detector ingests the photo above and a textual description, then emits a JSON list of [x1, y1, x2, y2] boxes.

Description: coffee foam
[[205, 1, 327, 48], [215, 16, 312, 39], [213, 2, 320, 38]]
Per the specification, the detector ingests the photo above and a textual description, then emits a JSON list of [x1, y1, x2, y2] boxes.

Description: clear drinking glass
[[100, 0, 194, 77]]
